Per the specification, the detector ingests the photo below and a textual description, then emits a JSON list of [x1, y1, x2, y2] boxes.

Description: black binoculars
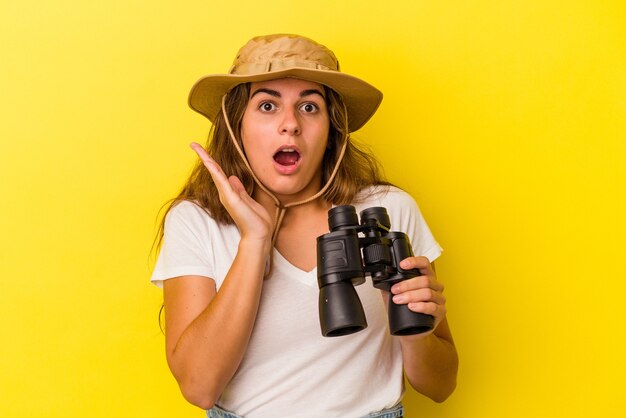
[[316, 205, 434, 337]]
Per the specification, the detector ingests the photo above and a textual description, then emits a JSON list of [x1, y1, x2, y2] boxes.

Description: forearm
[[166, 238, 268, 408], [400, 318, 458, 402]]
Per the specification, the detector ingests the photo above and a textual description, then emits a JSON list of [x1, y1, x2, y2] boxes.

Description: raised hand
[[190, 142, 273, 249]]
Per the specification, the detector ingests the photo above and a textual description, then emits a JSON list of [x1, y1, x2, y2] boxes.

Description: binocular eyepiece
[[317, 205, 434, 337]]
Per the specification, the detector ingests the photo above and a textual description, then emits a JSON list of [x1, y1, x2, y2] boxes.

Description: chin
[[267, 179, 320, 201]]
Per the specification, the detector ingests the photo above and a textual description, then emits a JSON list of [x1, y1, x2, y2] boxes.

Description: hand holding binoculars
[[317, 205, 435, 337]]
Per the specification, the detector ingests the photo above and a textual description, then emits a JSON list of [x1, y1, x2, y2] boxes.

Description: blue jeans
[[206, 403, 403, 418]]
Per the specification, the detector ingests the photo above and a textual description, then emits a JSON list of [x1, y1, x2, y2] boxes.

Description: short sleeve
[[150, 201, 216, 288], [393, 190, 443, 263], [363, 186, 443, 263]]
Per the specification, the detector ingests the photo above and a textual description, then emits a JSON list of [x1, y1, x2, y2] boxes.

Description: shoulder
[[354, 185, 436, 243], [355, 185, 418, 209], [165, 200, 214, 224], [163, 200, 219, 237], [167, 200, 209, 219], [152, 201, 225, 286]]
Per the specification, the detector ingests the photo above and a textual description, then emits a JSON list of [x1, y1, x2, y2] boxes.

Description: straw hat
[[188, 34, 383, 132]]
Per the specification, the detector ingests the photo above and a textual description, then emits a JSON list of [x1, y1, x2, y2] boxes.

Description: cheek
[[241, 132, 275, 174], [241, 118, 268, 154], [317, 123, 331, 153]]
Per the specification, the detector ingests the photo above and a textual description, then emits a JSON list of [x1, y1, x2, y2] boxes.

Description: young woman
[[152, 34, 458, 418]]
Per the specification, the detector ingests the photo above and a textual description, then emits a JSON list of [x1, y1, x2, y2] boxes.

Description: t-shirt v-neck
[[272, 248, 317, 287], [269, 202, 335, 287]]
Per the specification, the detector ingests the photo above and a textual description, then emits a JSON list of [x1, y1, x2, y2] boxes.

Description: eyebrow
[[250, 88, 326, 100]]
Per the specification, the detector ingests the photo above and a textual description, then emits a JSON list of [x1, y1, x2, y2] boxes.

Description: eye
[[299, 102, 319, 113], [259, 101, 277, 112]]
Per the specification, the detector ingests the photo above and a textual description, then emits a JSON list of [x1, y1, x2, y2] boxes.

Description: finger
[[407, 301, 447, 318], [228, 176, 258, 206], [392, 287, 446, 306], [227, 175, 273, 224], [228, 176, 260, 210], [399, 256, 433, 273], [189, 142, 224, 174], [190, 142, 213, 164], [391, 275, 444, 294], [228, 175, 246, 194], [189, 143, 233, 195]]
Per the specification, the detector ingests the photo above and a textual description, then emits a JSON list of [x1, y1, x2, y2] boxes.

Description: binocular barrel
[[317, 228, 367, 336], [317, 205, 434, 337], [383, 232, 435, 335]]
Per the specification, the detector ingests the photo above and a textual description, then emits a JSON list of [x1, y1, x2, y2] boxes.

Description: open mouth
[[273, 147, 301, 166]]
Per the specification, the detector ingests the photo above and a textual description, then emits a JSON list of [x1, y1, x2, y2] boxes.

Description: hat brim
[[188, 67, 383, 132]]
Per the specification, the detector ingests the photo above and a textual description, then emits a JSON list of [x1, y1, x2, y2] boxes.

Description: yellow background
[[1, 0, 625, 417]]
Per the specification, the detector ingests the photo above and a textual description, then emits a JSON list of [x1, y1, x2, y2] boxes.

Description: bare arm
[[163, 143, 273, 409], [164, 237, 267, 408], [389, 259, 458, 402]]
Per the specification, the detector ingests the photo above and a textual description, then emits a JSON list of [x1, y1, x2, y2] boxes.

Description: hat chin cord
[[220, 95, 349, 276]]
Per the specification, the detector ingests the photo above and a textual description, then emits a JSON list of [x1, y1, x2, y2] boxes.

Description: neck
[[269, 194, 331, 231], [252, 173, 325, 209], [252, 177, 331, 241]]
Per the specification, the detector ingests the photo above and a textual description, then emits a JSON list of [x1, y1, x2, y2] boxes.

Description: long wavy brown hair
[[154, 82, 390, 252]]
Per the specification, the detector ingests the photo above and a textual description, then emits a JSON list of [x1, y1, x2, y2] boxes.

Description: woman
[[152, 34, 458, 417]]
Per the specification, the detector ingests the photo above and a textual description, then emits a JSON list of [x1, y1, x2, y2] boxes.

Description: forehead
[[249, 77, 325, 95]]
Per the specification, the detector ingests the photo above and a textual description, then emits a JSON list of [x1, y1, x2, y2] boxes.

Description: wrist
[[399, 327, 438, 345], [238, 235, 272, 257]]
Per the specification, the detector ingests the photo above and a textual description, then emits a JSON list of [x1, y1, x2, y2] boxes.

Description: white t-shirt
[[151, 185, 442, 417]]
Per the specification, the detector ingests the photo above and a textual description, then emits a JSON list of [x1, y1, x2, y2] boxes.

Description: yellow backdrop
[[1, 0, 625, 417]]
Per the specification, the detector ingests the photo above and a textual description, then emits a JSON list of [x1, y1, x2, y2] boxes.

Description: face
[[241, 78, 330, 203]]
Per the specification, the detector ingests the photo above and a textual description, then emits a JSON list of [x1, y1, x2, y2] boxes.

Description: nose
[[279, 107, 301, 136]]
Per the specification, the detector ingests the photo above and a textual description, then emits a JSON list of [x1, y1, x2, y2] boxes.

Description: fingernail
[[392, 295, 406, 303]]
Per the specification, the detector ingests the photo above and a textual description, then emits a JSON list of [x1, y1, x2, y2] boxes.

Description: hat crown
[[229, 34, 340, 75], [188, 33, 382, 132]]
